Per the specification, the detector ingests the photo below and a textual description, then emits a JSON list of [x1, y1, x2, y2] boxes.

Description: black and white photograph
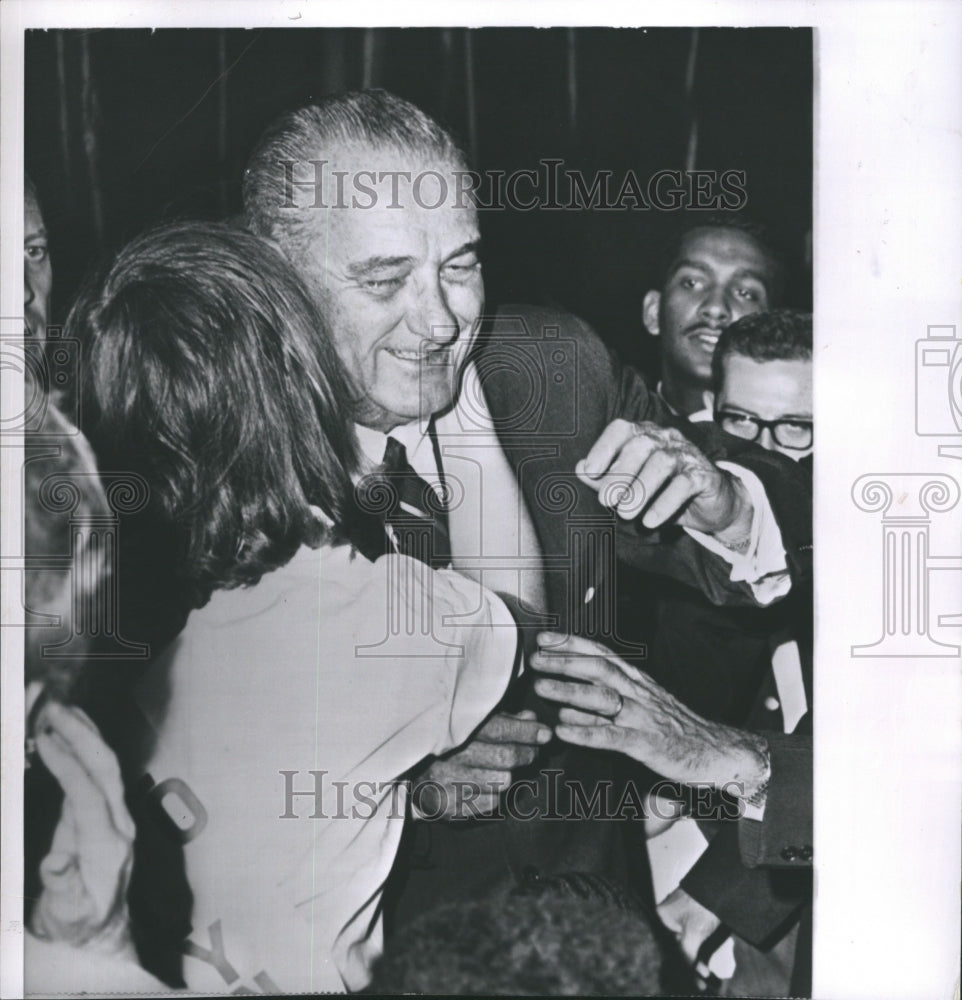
[[1, 4, 959, 999]]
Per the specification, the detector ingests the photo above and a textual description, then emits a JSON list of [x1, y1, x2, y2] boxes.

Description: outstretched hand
[[576, 419, 753, 540], [530, 633, 768, 796], [30, 701, 135, 955]]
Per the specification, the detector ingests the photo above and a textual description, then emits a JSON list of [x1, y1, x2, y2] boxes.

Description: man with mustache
[[643, 217, 782, 417]]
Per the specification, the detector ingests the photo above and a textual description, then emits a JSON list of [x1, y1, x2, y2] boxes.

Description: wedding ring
[[613, 692, 624, 716]]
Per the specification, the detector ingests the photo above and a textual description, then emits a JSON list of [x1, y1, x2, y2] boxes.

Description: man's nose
[[25, 270, 35, 309], [757, 426, 776, 452], [699, 285, 730, 323], [407, 277, 459, 345]]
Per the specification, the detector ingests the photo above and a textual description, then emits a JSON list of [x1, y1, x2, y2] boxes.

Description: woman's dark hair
[[73, 221, 358, 607]]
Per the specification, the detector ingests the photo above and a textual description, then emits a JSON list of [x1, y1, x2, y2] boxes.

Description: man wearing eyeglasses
[[704, 309, 813, 463], [638, 309, 813, 997]]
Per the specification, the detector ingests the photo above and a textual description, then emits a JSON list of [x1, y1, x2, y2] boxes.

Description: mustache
[[684, 322, 726, 336]]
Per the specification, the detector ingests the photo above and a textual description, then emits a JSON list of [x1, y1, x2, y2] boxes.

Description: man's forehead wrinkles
[[326, 212, 479, 267]]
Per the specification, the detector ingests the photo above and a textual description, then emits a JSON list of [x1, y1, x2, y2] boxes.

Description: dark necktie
[[351, 435, 452, 567]]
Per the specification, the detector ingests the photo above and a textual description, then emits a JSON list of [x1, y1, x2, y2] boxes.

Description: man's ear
[[703, 389, 715, 413], [642, 290, 661, 336]]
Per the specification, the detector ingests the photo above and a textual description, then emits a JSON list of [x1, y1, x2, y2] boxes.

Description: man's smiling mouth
[[689, 326, 723, 350], [385, 347, 422, 362], [385, 346, 453, 364]]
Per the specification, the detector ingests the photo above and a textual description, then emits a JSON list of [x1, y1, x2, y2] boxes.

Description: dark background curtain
[[25, 27, 811, 378]]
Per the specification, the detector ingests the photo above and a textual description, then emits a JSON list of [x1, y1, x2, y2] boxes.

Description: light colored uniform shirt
[[133, 541, 517, 994]]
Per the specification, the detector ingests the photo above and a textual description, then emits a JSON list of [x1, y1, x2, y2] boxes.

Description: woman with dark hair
[[68, 221, 518, 993]]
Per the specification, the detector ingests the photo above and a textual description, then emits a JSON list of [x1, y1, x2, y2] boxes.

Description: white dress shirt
[[356, 362, 549, 615]]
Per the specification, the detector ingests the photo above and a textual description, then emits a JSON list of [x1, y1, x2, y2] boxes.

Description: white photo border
[[2, 3, 960, 998]]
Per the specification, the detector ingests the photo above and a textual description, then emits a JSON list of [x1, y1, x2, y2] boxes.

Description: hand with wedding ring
[[530, 632, 769, 795], [576, 418, 753, 541]]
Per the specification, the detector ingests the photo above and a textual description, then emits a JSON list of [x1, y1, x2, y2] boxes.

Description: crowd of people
[[21, 89, 813, 997]]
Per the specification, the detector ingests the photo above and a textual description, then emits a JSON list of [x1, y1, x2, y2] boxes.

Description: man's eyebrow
[[443, 238, 482, 263], [666, 258, 710, 280], [24, 227, 47, 241], [346, 240, 481, 277], [729, 266, 771, 285], [668, 258, 770, 284], [345, 254, 416, 278], [720, 405, 813, 420]]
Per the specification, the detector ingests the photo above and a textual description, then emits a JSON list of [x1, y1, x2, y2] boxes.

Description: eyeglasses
[[715, 409, 813, 450]]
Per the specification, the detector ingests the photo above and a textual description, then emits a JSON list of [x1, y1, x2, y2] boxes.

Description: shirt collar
[[654, 380, 681, 417], [354, 420, 429, 468], [353, 361, 489, 470]]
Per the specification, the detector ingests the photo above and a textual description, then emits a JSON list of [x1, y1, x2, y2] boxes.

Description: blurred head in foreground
[[368, 878, 663, 995], [25, 403, 109, 710]]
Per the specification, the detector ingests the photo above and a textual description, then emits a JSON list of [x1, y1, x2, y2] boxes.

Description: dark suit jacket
[[385, 305, 813, 930], [680, 579, 813, 994], [474, 307, 812, 618]]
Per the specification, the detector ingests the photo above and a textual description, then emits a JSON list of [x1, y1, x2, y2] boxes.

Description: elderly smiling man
[[241, 89, 812, 933]]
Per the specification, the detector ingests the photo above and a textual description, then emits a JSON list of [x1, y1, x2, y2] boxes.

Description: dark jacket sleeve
[[739, 731, 813, 868], [680, 820, 810, 947], [680, 731, 812, 946], [480, 306, 810, 608]]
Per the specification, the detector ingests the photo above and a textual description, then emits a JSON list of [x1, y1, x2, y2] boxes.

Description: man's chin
[[411, 376, 459, 420], [361, 391, 457, 432], [682, 353, 714, 383]]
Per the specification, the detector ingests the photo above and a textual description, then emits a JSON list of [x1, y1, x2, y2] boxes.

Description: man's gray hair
[[243, 89, 468, 255]]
